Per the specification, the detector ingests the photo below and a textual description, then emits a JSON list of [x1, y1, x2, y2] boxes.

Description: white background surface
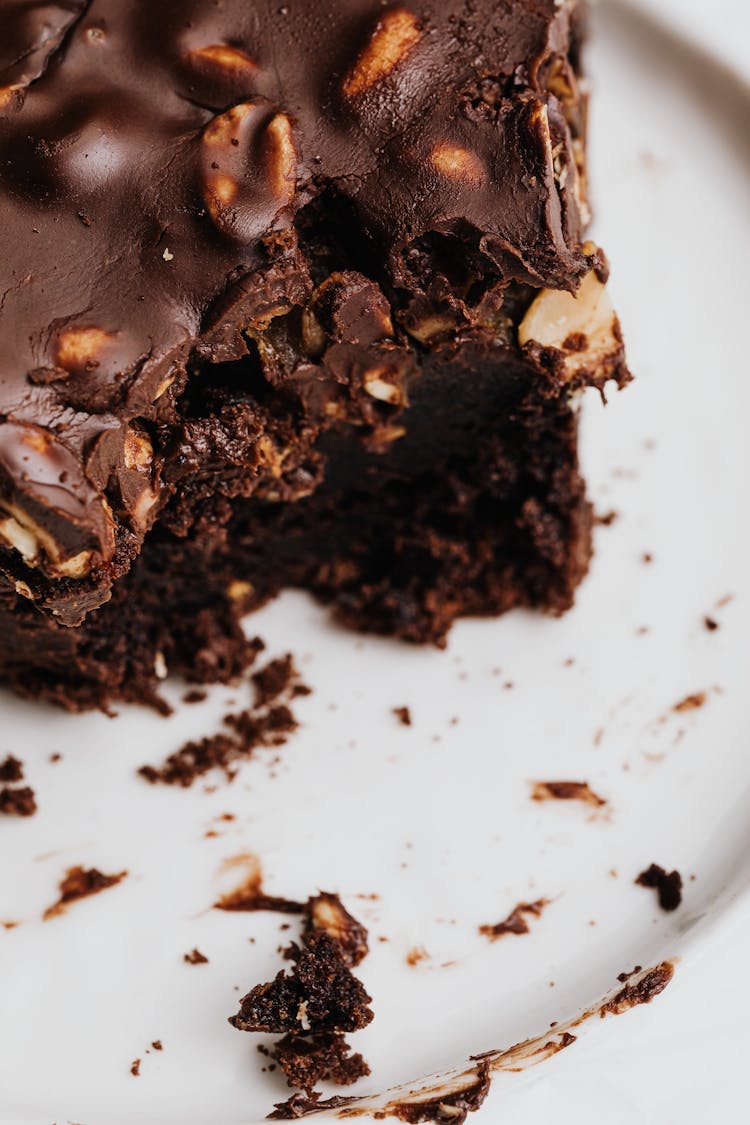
[[511, 1, 750, 1118], [1, 2, 750, 1123]]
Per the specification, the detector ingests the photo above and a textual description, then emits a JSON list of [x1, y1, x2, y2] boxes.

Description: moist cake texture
[[0, 0, 629, 709]]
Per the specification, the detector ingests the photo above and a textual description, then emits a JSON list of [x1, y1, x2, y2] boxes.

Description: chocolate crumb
[[393, 706, 412, 727], [601, 962, 674, 1016], [183, 688, 208, 704], [531, 780, 606, 807], [703, 616, 719, 631], [271, 1032, 370, 1091], [49, 752, 62, 763], [151, 1040, 163, 1051], [0, 755, 23, 782], [635, 864, 683, 912], [595, 510, 618, 526], [479, 899, 549, 940], [139, 653, 307, 787], [44, 866, 127, 920], [673, 692, 707, 713], [2, 920, 19, 930], [252, 655, 303, 707], [184, 948, 209, 965], [0, 785, 37, 817], [230, 931, 373, 1035], [617, 965, 643, 983], [130, 1059, 141, 1077], [406, 946, 430, 967]]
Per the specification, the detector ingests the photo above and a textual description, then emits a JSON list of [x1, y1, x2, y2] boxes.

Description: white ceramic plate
[[2, 4, 750, 1122]]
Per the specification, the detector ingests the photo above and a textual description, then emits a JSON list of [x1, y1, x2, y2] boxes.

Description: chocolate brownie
[[0, 0, 629, 709]]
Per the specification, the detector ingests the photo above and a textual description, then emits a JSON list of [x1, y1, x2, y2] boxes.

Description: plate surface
[[2, 5, 750, 1122]]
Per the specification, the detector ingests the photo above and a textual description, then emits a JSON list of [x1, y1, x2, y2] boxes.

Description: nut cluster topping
[[519, 251, 623, 383], [342, 8, 421, 98], [200, 101, 298, 241]]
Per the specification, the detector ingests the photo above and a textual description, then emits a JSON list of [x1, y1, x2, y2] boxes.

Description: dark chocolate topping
[[0, 0, 592, 616]]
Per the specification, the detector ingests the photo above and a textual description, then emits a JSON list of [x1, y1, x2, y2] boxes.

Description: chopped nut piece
[[363, 369, 403, 405], [343, 8, 421, 98], [56, 327, 115, 374], [431, 144, 484, 184], [187, 44, 258, 73], [263, 113, 297, 203], [519, 259, 623, 382], [123, 428, 154, 470]]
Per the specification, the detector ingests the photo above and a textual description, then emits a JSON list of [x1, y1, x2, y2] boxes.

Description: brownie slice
[[0, 0, 628, 709]]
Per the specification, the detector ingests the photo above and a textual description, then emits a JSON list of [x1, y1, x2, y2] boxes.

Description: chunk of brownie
[[0, 1, 628, 708]]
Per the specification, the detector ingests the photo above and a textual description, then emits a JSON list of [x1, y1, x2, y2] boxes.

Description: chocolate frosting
[[0, 0, 593, 621]]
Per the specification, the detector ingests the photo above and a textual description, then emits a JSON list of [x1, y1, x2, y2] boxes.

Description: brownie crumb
[[130, 1058, 141, 1077], [268, 1092, 358, 1119], [406, 946, 430, 967], [252, 655, 298, 707], [673, 691, 707, 713], [151, 1040, 163, 1051], [388, 1060, 491, 1124], [393, 706, 412, 726], [231, 892, 373, 1113], [635, 864, 683, 912], [0, 785, 37, 817], [617, 965, 643, 983], [479, 899, 549, 941], [0, 755, 23, 783], [183, 688, 208, 704], [703, 616, 719, 631], [601, 962, 674, 1016], [184, 948, 209, 965], [594, 510, 618, 527], [139, 653, 308, 787], [303, 892, 369, 967], [49, 752, 62, 763], [44, 866, 127, 920], [272, 1032, 370, 1091], [531, 780, 606, 807], [2, 920, 20, 930], [214, 854, 304, 914], [230, 931, 373, 1035]]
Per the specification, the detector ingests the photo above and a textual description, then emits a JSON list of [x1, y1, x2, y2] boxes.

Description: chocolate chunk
[[635, 864, 683, 912], [0, 785, 36, 817]]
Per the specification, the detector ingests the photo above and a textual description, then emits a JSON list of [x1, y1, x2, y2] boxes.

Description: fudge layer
[[0, 0, 628, 709]]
